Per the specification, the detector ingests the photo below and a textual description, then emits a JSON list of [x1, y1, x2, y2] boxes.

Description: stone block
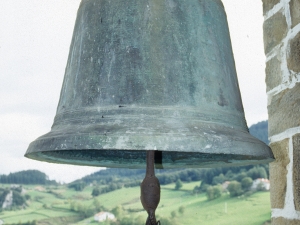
[[268, 83, 300, 136], [265, 56, 282, 91], [290, 0, 300, 28], [293, 134, 300, 211], [262, 0, 280, 15], [272, 217, 300, 225], [269, 139, 290, 209], [287, 32, 300, 73], [263, 11, 288, 53]]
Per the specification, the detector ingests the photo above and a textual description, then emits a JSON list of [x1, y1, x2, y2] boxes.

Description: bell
[[25, 0, 274, 169]]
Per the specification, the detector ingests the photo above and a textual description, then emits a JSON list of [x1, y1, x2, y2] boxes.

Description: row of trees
[[102, 205, 184, 225], [0, 170, 56, 185], [70, 198, 104, 218], [68, 181, 87, 191], [194, 165, 268, 192], [4, 221, 37, 225], [204, 177, 256, 201], [67, 164, 269, 200], [190, 165, 269, 201], [91, 182, 123, 197], [199, 165, 268, 186], [69, 201, 179, 225]]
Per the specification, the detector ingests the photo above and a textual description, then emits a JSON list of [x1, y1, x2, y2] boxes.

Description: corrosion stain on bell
[[25, 0, 274, 169]]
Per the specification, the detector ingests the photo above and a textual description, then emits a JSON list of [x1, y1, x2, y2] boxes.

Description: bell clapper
[[140, 150, 161, 225]]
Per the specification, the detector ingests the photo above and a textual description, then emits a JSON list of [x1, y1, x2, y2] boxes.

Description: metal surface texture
[[25, 0, 274, 168]]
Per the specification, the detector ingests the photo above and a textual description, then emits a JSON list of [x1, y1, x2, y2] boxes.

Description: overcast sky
[[0, 0, 268, 183]]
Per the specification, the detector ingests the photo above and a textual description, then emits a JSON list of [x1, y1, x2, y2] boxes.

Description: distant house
[[10, 185, 26, 194], [251, 178, 270, 191], [2, 190, 13, 209], [34, 186, 45, 192], [94, 212, 115, 222], [222, 181, 230, 191]]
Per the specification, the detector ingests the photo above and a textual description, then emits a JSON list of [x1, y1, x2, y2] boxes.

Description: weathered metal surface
[[25, 0, 274, 168]]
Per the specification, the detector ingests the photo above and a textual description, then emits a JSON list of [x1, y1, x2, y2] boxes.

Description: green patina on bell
[[25, 0, 274, 168]]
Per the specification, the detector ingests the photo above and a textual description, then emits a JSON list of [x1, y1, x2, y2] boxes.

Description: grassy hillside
[[0, 181, 270, 225]]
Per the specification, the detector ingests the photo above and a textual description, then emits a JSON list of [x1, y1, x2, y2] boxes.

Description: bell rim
[[25, 122, 274, 169], [25, 149, 274, 169]]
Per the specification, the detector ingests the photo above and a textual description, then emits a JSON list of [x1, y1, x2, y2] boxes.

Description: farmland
[[0, 181, 270, 225]]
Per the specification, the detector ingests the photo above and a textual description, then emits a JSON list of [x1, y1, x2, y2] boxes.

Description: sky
[[0, 0, 268, 183]]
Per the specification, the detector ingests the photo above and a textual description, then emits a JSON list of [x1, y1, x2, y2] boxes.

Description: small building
[[2, 190, 13, 209], [251, 178, 270, 191], [221, 181, 230, 191], [94, 212, 115, 222], [34, 186, 45, 192]]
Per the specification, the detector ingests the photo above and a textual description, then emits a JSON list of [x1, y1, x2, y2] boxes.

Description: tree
[[70, 201, 76, 211], [178, 206, 185, 214], [171, 210, 177, 217], [193, 185, 200, 195], [206, 185, 222, 200], [92, 186, 101, 197], [175, 179, 183, 190], [82, 206, 95, 218], [112, 205, 123, 218], [120, 217, 136, 225], [212, 173, 226, 185], [159, 217, 178, 225], [68, 181, 86, 191], [109, 183, 118, 191], [93, 198, 102, 212], [235, 172, 247, 182], [199, 182, 209, 192], [225, 170, 234, 180], [241, 177, 253, 191], [257, 167, 268, 179], [227, 181, 243, 197], [247, 166, 267, 180], [203, 169, 216, 184], [135, 215, 145, 225], [75, 203, 95, 218], [206, 186, 214, 200]]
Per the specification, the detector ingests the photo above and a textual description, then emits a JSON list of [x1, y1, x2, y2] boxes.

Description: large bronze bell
[[25, 0, 274, 169]]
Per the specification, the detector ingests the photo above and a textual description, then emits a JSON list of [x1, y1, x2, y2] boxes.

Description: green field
[[0, 181, 271, 225]]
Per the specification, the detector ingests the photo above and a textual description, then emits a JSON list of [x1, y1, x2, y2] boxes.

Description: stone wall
[[262, 0, 300, 224]]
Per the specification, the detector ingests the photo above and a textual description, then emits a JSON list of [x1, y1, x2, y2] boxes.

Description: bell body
[[25, 0, 274, 168]]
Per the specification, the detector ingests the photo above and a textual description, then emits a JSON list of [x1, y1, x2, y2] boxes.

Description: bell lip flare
[[25, 150, 274, 169], [25, 118, 274, 169]]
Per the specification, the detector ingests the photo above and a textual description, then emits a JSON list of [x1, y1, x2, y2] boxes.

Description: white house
[[94, 212, 115, 222], [2, 190, 13, 209], [221, 181, 230, 191], [251, 178, 270, 191]]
